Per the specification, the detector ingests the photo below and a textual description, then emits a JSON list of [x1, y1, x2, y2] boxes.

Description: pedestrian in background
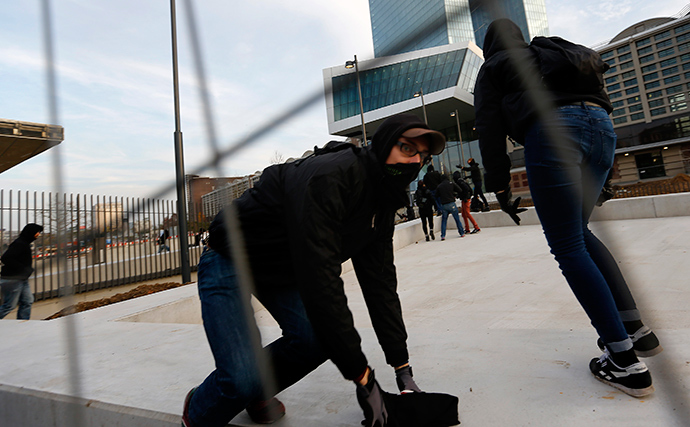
[[453, 171, 481, 234], [157, 228, 170, 253], [435, 175, 465, 241], [0, 223, 43, 320], [474, 18, 660, 398], [460, 158, 490, 212], [414, 181, 435, 241]]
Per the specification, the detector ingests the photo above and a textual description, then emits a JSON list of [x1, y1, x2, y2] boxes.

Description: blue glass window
[[332, 48, 474, 121], [630, 112, 645, 121]]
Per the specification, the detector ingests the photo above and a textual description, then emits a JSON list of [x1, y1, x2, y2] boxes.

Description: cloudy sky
[[2, 0, 689, 199]]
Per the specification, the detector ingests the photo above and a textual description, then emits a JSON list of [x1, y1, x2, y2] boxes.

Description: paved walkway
[[0, 215, 689, 426]]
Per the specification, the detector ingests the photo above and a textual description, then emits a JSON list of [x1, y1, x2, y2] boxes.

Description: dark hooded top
[[435, 177, 463, 205], [461, 158, 483, 183], [207, 114, 434, 381], [474, 19, 613, 192], [1, 223, 43, 280]]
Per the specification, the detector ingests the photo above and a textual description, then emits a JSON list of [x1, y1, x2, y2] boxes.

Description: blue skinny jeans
[[524, 103, 637, 352]]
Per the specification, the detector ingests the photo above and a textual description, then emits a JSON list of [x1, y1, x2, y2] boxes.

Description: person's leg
[[466, 201, 480, 230], [524, 106, 628, 349], [187, 250, 264, 427], [16, 280, 33, 320], [460, 200, 470, 231], [425, 211, 435, 239], [0, 279, 22, 319], [254, 287, 327, 393], [440, 204, 450, 239], [420, 212, 429, 236], [450, 204, 464, 236], [477, 187, 489, 208]]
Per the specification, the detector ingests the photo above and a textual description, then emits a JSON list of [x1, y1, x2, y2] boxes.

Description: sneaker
[[471, 228, 481, 234], [441, 237, 445, 241], [589, 349, 654, 397], [430, 231, 435, 240], [464, 229, 470, 234], [597, 326, 662, 358], [181, 387, 197, 427], [246, 397, 286, 424], [425, 235, 430, 242]]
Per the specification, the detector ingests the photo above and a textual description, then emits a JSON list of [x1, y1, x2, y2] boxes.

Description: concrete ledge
[[0, 384, 179, 427]]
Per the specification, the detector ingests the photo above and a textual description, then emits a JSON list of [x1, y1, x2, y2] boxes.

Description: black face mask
[[380, 163, 422, 208]]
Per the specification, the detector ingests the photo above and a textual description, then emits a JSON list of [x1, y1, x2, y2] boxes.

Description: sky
[[1, 0, 689, 199]]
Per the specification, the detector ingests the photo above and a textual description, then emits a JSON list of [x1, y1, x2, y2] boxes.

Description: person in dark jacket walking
[[435, 175, 465, 241], [181, 114, 450, 427], [460, 158, 490, 211], [414, 181, 435, 241], [452, 171, 480, 234], [0, 223, 43, 320], [474, 19, 660, 398], [423, 164, 444, 213]]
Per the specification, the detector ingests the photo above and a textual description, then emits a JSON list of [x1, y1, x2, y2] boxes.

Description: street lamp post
[[413, 88, 428, 125], [169, 0, 191, 283], [450, 110, 466, 167], [345, 55, 367, 145]]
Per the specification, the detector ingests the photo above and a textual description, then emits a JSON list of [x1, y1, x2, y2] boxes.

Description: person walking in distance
[[0, 223, 43, 320], [453, 170, 480, 234], [435, 175, 465, 241], [460, 158, 490, 212], [414, 181, 435, 241]]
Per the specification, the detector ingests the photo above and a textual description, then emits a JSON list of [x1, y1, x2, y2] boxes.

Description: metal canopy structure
[[0, 119, 64, 174]]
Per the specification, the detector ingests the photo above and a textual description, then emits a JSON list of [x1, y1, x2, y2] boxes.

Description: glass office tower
[[369, 0, 549, 56]]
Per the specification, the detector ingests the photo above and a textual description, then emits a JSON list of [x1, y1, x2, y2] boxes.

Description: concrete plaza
[[0, 194, 689, 426]]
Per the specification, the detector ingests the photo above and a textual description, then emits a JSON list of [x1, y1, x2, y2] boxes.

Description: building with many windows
[[324, 41, 485, 180], [368, 0, 549, 57], [594, 7, 690, 184]]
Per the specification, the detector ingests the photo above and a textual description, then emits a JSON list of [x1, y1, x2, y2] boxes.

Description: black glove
[[356, 368, 388, 427], [495, 188, 527, 225], [395, 365, 422, 394]]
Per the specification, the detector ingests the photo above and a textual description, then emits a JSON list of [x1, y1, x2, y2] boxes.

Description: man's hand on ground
[[356, 368, 388, 427]]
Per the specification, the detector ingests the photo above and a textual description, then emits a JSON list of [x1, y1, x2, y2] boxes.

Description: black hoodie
[[1, 223, 43, 280], [207, 114, 439, 382], [474, 18, 612, 192]]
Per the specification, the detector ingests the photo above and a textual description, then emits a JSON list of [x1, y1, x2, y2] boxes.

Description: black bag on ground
[[378, 391, 460, 427]]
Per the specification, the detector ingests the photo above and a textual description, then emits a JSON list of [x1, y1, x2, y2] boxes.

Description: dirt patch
[[44, 282, 188, 320]]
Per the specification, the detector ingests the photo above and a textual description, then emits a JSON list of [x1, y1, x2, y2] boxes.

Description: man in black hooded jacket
[[182, 114, 447, 427], [0, 223, 43, 320]]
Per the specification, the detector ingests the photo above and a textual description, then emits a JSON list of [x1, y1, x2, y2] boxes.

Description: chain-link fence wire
[[38, 0, 688, 425], [41, 0, 85, 425]]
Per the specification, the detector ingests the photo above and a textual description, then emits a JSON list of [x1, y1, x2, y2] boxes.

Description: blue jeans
[[524, 103, 636, 352], [188, 249, 327, 427], [0, 279, 33, 320], [440, 202, 464, 238]]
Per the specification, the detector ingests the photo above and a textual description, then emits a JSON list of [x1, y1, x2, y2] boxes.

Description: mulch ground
[[44, 282, 188, 320]]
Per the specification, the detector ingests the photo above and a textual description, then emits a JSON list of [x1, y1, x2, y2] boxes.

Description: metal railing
[[0, 190, 211, 302]]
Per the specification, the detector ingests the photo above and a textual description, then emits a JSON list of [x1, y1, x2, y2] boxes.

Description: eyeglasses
[[395, 139, 431, 163]]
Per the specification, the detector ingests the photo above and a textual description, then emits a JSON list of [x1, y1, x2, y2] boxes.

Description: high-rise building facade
[[368, 0, 548, 57], [594, 9, 690, 183]]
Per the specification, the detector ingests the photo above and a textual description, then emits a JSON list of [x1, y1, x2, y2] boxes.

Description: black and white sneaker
[[597, 326, 662, 358], [589, 349, 654, 397]]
